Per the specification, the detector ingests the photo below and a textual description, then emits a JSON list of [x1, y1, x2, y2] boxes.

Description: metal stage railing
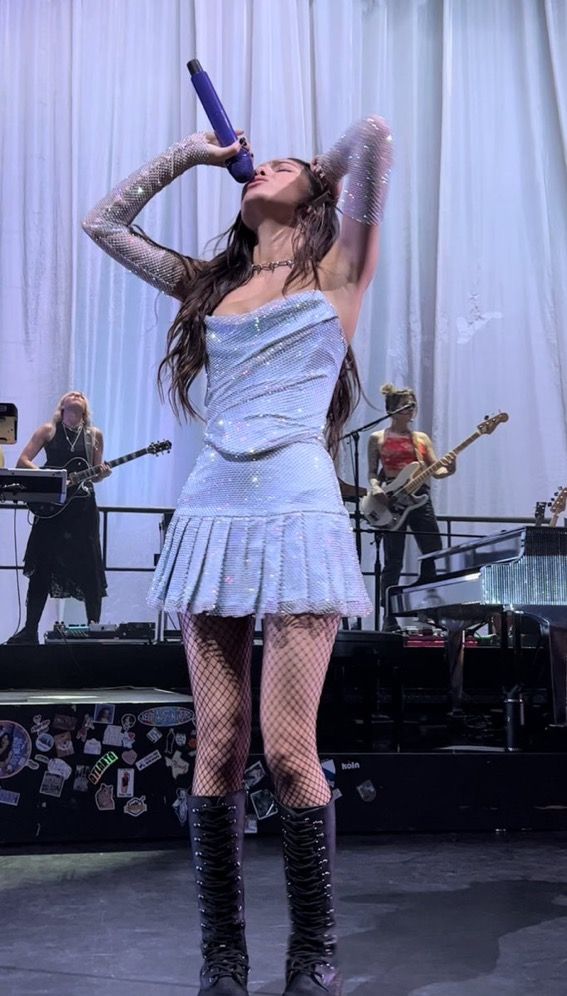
[[0, 502, 550, 632]]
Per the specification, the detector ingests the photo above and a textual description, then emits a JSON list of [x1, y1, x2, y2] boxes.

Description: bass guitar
[[27, 439, 172, 519], [361, 413, 509, 532]]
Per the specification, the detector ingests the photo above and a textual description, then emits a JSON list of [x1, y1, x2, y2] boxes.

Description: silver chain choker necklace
[[250, 258, 294, 275]]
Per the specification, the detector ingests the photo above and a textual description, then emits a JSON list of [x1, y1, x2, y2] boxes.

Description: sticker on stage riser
[[165, 750, 189, 779], [250, 788, 277, 821], [34, 754, 50, 765], [102, 724, 125, 747], [121, 749, 137, 766], [356, 779, 377, 803], [95, 783, 115, 811], [124, 795, 147, 817], [120, 714, 136, 732], [54, 732, 74, 757], [0, 787, 20, 806], [26, 758, 40, 771], [164, 729, 176, 755], [146, 727, 162, 744], [52, 714, 77, 732], [172, 788, 188, 825], [174, 733, 186, 747], [76, 714, 95, 742], [244, 760, 266, 789], [244, 814, 258, 835], [31, 715, 51, 734], [135, 749, 161, 771], [321, 759, 336, 787], [93, 704, 116, 725], [73, 765, 90, 793], [88, 752, 119, 785], [0, 721, 33, 779], [83, 738, 102, 756], [39, 772, 65, 798], [116, 768, 135, 798], [35, 732, 54, 754], [48, 758, 73, 781], [137, 706, 194, 727], [121, 731, 136, 748]]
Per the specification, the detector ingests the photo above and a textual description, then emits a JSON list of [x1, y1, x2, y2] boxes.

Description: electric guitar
[[27, 440, 172, 519], [549, 486, 567, 528], [361, 413, 509, 532]]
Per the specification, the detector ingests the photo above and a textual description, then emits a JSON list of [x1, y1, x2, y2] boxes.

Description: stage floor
[[1, 833, 566, 995]]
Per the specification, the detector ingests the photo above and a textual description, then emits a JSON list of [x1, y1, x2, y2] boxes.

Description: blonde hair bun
[[381, 382, 417, 414]]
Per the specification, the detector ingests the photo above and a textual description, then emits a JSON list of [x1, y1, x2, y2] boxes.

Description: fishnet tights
[[179, 611, 340, 807], [261, 613, 340, 807], [179, 612, 254, 796]]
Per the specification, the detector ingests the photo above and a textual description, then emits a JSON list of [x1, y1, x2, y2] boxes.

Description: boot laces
[[287, 949, 335, 991], [204, 942, 248, 984]]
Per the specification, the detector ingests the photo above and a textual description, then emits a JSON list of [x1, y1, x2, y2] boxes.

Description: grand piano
[[389, 526, 567, 725]]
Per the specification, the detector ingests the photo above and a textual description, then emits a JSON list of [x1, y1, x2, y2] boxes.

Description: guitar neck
[[405, 430, 481, 494], [70, 447, 150, 484]]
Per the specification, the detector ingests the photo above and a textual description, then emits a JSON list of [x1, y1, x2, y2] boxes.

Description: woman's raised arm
[[314, 116, 393, 289], [82, 133, 241, 300]]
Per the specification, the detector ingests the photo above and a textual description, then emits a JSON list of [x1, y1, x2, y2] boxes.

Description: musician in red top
[[5, 391, 110, 645], [367, 383, 456, 630]]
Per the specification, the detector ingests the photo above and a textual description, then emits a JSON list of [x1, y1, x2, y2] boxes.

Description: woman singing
[[83, 114, 392, 996]]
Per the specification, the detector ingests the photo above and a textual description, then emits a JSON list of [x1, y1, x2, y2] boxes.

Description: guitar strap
[[83, 426, 95, 467]]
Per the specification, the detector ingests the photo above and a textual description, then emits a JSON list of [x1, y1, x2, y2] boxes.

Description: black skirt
[[24, 492, 107, 604]]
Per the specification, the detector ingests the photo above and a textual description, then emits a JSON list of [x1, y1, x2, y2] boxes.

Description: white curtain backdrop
[[1, 0, 566, 636]]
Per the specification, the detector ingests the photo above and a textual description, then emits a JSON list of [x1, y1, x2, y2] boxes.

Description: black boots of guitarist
[[5, 575, 47, 644], [4, 569, 101, 645]]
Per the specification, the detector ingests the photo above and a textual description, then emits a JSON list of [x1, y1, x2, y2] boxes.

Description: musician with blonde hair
[[5, 391, 110, 644], [367, 383, 456, 630]]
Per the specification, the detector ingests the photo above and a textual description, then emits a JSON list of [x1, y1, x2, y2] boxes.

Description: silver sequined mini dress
[[148, 290, 371, 618]]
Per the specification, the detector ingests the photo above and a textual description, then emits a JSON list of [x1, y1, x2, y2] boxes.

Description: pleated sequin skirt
[[148, 439, 371, 618]]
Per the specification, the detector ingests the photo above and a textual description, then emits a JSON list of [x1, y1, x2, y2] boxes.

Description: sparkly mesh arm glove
[[314, 116, 393, 225], [82, 133, 210, 299]]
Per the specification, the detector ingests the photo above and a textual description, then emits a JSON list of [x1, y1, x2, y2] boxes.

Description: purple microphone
[[187, 60, 254, 184]]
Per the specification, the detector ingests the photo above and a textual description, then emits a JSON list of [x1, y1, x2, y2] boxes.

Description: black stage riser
[[0, 639, 546, 693], [2, 750, 567, 844]]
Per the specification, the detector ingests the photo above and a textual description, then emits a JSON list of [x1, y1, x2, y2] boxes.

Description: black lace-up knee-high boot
[[188, 791, 249, 995], [279, 799, 342, 995]]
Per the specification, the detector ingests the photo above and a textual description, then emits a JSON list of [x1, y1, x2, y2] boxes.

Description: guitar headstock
[[478, 412, 509, 435], [148, 440, 172, 455], [533, 501, 547, 526], [549, 486, 567, 517]]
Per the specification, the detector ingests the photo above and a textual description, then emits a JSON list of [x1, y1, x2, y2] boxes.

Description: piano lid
[[415, 526, 567, 607], [417, 527, 528, 577]]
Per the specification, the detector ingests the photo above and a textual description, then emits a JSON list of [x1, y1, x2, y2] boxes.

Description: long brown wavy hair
[[156, 160, 361, 458]]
